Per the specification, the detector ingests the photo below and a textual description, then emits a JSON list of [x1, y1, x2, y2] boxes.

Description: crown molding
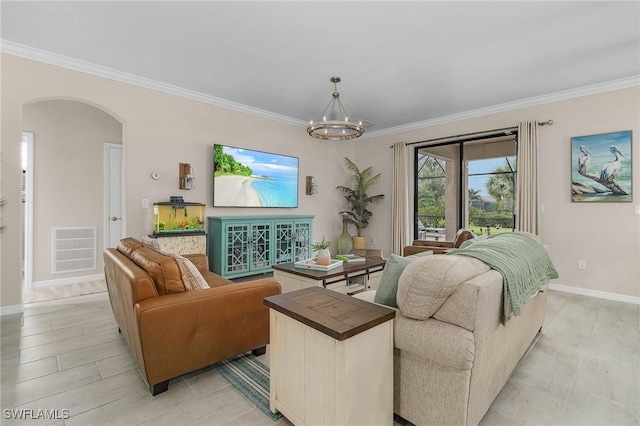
[[2, 40, 638, 138], [0, 40, 308, 128], [362, 75, 640, 139]]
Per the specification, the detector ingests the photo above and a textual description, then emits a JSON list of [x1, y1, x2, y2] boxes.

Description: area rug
[[214, 353, 282, 421]]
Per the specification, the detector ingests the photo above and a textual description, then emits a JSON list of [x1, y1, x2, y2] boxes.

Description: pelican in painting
[[600, 145, 627, 182], [577, 145, 592, 175]]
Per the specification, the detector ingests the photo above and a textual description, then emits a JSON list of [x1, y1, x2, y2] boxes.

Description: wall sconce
[[179, 163, 195, 190], [306, 176, 318, 195]]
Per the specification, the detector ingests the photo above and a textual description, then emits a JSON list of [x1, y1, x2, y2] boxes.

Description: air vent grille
[[52, 227, 96, 273]]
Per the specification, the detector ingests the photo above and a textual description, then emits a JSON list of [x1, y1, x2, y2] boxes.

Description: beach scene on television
[[214, 145, 299, 207]]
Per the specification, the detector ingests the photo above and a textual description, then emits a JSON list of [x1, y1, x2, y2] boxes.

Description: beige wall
[[1, 53, 638, 311], [1, 54, 354, 310], [355, 86, 640, 298], [22, 100, 122, 282]]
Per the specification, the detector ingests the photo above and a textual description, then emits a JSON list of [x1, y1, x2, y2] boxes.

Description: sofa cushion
[[137, 237, 210, 291], [432, 281, 480, 332], [396, 255, 489, 320], [394, 314, 475, 370], [374, 251, 433, 308], [117, 237, 144, 258], [130, 247, 186, 295]]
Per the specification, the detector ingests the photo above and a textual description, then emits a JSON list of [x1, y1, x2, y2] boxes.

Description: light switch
[[635, 205, 640, 216], [142, 198, 149, 209]]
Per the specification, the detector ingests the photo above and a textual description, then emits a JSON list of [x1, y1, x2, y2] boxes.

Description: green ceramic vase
[[337, 216, 353, 255]]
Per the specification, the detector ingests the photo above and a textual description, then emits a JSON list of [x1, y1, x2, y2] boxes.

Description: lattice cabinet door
[[274, 222, 294, 264], [250, 222, 272, 272], [294, 221, 312, 261], [225, 223, 250, 275]]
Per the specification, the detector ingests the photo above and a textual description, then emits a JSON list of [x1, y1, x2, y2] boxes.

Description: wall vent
[[52, 227, 97, 274]]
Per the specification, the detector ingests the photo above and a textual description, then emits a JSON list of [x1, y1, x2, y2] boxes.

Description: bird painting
[[599, 145, 628, 182], [571, 130, 631, 202]]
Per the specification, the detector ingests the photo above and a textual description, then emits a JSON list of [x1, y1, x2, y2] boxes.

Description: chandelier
[[307, 77, 364, 140]]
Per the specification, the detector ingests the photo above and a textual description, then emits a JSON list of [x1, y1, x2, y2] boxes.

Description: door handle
[[111, 217, 122, 221]]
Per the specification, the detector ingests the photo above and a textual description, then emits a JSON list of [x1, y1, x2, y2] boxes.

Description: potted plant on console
[[312, 237, 333, 266], [336, 157, 385, 250]]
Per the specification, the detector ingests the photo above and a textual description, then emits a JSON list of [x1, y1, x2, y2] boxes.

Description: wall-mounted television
[[213, 144, 299, 208]]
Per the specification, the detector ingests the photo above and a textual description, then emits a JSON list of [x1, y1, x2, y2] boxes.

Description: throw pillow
[[374, 251, 433, 308], [170, 253, 210, 291], [141, 235, 162, 251], [458, 233, 487, 249], [453, 229, 476, 248]]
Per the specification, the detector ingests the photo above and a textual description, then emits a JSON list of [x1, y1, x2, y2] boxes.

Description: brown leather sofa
[[103, 237, 281, 395], [404, 229, 476, 256]]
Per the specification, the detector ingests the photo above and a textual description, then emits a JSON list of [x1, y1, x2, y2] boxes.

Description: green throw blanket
[[447, 233, 559, 325]]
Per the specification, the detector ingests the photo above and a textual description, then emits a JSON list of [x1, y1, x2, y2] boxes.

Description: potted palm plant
[[336, 157, 385, 249]]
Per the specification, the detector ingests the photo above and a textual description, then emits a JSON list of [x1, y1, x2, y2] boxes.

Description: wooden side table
[[264, 287, 396, 425]]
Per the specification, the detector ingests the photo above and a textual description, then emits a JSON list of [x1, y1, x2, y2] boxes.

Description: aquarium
[[153, 202, 206, 235]]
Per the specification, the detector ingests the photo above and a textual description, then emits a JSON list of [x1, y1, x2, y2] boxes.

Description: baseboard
[[548, 283, 640, 305], [32, 274, 104, 290], [0, 304, 24, 316]]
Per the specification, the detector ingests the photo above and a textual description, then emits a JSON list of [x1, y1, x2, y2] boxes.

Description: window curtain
[[392, 141, 410, 254], [516, 121, 540, 235]]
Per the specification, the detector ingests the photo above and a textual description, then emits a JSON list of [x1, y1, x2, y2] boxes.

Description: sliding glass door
[[414, 135, 517, 241]]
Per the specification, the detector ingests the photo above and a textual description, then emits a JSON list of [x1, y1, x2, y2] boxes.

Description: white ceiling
[[2, 1, 639, 137]]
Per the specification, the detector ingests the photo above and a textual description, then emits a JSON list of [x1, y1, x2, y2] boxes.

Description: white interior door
[[105, 143, 122, 248]]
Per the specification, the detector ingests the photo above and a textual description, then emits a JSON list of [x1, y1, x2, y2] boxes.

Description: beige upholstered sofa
[[356, 253, 548, 426]]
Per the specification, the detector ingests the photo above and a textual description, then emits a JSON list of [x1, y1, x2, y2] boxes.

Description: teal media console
[[207, 215, 314, 279]]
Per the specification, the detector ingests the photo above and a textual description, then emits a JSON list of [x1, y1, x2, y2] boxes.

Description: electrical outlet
[[142, 198, 149, 209], [371, 238, 377, 245], [578, 260, 587, 270]]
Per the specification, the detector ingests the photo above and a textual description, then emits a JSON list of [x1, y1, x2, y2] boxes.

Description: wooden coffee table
[[271, 258, 386, 295], [264, 287, 396, 425]]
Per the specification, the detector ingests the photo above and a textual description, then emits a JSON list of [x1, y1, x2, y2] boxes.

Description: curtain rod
[[391, 119, 554, 148]]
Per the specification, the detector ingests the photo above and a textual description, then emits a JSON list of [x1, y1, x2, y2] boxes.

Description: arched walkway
[[21, 98, 124, 303]]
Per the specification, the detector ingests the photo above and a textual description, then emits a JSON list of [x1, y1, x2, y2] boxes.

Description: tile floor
[[479, 290, 639, 426], [1, 290, 638, 425]]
